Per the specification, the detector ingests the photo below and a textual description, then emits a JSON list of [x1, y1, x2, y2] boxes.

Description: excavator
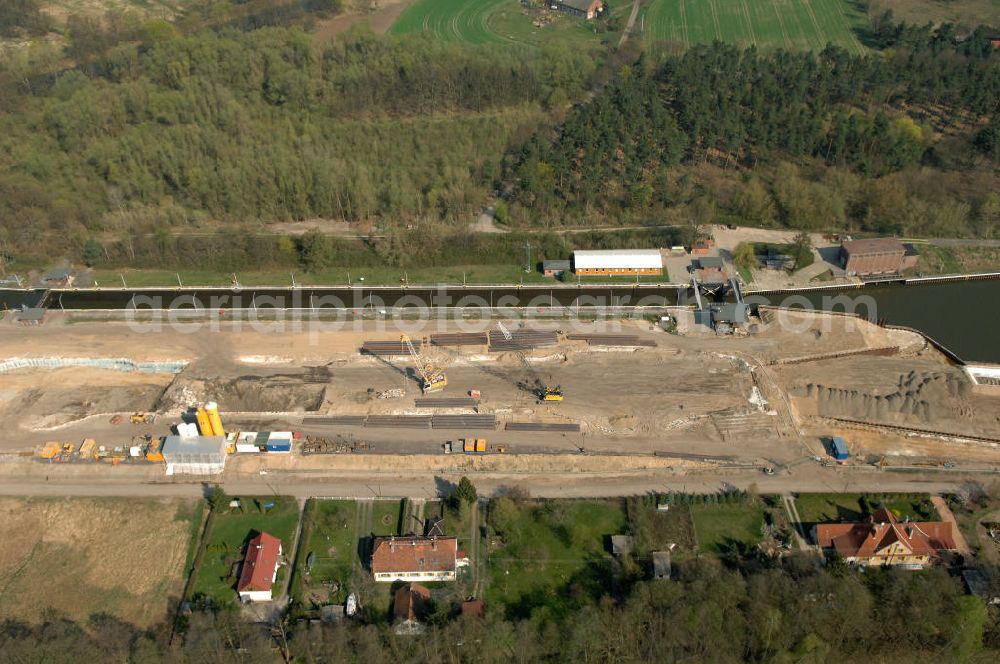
[[497, 322, 563, 402], [401, 334, 448, 393]]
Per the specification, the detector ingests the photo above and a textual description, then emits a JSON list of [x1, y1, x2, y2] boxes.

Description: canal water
[[749, 279, 1000, 364], [3, 279, 998, 363]]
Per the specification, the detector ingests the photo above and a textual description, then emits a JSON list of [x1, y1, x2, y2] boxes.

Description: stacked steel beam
[[360, 340, 419, 356], [429, 333, 488, 347], [505, 422, 581, 432], [414, 397, 480, 409], [565, 334, 656, 347], [431, 414, 497, 429], [305, 415, 366, 426], [487, 329, 558, 352], [365, 415, 433, 429]]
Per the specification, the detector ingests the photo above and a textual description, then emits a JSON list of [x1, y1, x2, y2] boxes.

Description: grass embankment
[[911, 244, 1000, 275]]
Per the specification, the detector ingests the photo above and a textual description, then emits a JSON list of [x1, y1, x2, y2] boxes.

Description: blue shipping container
[[266, 441, 291, 452], [830, 437, 849, 460]]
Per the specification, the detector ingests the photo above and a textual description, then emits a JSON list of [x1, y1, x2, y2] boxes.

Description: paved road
[[0, 466, 988, 499]]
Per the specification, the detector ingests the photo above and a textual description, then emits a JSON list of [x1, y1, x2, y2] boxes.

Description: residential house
[[392, 583, 431, 631], [371, 535, 458, 582], [814, 508, 956, 568], [237, 532, 283, 602]]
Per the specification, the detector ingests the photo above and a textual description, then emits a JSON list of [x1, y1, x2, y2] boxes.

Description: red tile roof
[[371, 536, 457, 575], [815, 509, 955, 560], [394, 583, 431, 621], [237, 532, 282, 592], [461, 599, 485, 618]]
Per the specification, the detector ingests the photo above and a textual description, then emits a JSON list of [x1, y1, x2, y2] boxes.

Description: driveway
[[930, 495, 972, 557]]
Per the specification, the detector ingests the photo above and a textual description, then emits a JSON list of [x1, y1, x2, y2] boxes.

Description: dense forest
[[507, 29, 1000, 237], [0, 26, 593, 260], [0, 5, 997, 269], [1, 556, 997, 662]]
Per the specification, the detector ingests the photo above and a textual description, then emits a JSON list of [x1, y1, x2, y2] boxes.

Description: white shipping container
[[235, 443, 260, 454]]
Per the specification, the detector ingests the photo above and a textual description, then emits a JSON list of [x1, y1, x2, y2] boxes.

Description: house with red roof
[[237, 532, 283, 602], [814, 508, 956, 568], [371, 535, 457, 582]]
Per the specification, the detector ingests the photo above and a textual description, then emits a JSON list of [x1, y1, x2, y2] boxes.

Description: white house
[[371, 536, 458, 582], [237, 532, 283, 602]]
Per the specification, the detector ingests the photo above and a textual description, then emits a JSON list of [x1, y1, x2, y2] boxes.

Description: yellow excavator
[[497, 322, 563, 402], [401, 334, 448, 393]]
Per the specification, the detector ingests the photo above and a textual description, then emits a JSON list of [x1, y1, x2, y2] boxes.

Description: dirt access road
[[0, 465, 992, 500]]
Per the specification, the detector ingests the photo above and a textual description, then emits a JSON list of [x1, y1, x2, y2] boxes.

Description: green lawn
[[627, 499, 697, 559], [371, 500, 403, 537], [642, 0, 866, 55], [793, 493, 939, 532], [751, 241, 815, 272], [391, 0, 628, 49], [191, 496, 301, 606], [690, 503, 765, 554], [294, 500, 358, 606], [486, 499, 626, 618]]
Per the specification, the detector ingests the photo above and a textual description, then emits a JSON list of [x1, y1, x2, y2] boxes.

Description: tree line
[[1, 555, 997, 662], [81, 226, 680, 273]]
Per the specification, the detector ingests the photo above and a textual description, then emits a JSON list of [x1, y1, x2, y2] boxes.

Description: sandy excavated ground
[[0, 497, 196, 627], [0, 312, 996, 466]]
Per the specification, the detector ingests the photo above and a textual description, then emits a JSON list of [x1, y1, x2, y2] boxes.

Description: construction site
[[1, 306, 999, 483]]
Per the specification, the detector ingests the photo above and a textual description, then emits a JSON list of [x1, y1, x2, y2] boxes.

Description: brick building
[[840, 238, 906, 276]]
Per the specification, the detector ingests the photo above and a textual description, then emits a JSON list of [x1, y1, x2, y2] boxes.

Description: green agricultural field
[[641, 0, 867, 55], [390, 0, 628, 48]]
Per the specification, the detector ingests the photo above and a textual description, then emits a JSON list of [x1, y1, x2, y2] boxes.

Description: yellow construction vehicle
[[129, 412, 155, 424], [401, 334, 448, 393], [497, 322, 563, 403]]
